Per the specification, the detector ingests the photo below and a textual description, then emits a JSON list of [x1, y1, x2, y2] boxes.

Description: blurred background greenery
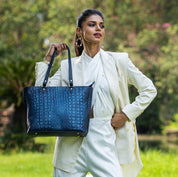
[[0, 0, 177, 175]]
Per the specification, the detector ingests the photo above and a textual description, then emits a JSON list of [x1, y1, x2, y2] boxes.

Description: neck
[[83, 42, 100, 58]]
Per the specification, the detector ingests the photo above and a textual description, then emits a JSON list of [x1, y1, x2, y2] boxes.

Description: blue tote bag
[[23, 45, 93, 136]]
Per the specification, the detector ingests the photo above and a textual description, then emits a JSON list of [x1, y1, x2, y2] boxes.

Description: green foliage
[[0, 0, 42, 56], [0, 56, 36, 106], [136, 99, 162, 134], [0, 0, 177, 150], [0, 0, 44, 150], [155, 25, 178, 123], [165, 113, 178, 130], [131, 24, 178, 130]]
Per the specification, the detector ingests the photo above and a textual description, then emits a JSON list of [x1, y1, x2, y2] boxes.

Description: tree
[[0, 0, 177, 150], [0, 0, 44, 150]]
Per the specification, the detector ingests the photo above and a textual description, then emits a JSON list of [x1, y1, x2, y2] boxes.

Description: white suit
[[35, 49, 157, 177]]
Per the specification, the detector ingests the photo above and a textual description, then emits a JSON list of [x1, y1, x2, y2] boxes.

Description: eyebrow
[[88, 21, 104, 23]]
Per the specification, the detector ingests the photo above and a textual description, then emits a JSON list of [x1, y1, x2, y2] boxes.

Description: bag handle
[[42, 45, 73, 88]]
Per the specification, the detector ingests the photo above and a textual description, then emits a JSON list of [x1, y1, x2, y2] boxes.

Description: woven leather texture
[[23, 86, 93, 136]]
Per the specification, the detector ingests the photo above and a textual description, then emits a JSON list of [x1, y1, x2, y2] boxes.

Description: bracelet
[[43, 58, 50, 65]]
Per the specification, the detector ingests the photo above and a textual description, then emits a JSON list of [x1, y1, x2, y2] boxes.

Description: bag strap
[[42, 45, 73, 88]]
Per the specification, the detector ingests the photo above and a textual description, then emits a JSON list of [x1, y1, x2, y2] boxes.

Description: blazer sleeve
[[35, 62, 62, 86], [122, 56, 157, 121]]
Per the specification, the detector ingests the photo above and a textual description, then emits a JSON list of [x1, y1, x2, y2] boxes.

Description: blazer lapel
[[100, 49, 124, 112]]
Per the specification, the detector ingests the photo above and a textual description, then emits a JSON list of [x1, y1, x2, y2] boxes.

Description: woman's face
[[78, 14, 105, 45]]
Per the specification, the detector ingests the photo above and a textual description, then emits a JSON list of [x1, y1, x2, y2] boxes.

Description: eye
[[88, 23, 95, 27], [100, 24, 105, 29]]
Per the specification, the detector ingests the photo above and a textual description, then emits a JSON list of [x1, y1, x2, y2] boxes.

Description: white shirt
[[82, 50, 114, 118]]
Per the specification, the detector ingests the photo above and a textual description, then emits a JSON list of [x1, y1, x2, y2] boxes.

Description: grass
[[0, 152, 53, 177], [0, 137, 177, 177], [0, 137, 56, 177], [138, 150, 178, 177]]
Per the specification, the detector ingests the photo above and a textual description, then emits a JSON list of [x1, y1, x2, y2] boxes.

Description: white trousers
[[53, 117, 123, 177]]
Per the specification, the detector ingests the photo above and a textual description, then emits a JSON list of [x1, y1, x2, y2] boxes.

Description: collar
[[82, 49, 101, 64]]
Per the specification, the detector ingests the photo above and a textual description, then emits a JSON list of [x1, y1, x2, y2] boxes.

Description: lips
[[94, 33, 102, 38]]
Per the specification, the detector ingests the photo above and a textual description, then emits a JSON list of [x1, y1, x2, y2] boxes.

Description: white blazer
[[35, 49, 157, 177]]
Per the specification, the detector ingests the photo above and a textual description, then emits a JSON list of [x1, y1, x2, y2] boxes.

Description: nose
[[96, 24, 101, 31]]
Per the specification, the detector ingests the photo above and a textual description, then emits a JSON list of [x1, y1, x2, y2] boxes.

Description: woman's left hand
[[111, 112, 129, 130]]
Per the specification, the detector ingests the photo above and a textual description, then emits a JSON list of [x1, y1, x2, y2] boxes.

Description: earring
[[76, 35, 83, 47], [78, 36, 82, 40]]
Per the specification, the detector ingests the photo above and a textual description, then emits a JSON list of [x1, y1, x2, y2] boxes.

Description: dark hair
[[74, 9, 104, 56]]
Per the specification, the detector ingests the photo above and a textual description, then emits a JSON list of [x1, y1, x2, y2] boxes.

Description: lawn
[[0, 152, 53, 177], [0, 137, 177, 177], [138, 150, 178, 177]]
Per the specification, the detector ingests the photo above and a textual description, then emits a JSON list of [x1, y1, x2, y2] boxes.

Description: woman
[[35, 9, 157, 177]]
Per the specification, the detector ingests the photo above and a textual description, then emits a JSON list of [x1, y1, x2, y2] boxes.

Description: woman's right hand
[[45, 42, 67, 62]]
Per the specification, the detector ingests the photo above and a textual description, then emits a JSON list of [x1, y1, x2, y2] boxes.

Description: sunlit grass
[[0, 137, 177, 177], [0, 149, 177, 177], [138, 150, 178, 177], [0, 152, 53, 177]]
